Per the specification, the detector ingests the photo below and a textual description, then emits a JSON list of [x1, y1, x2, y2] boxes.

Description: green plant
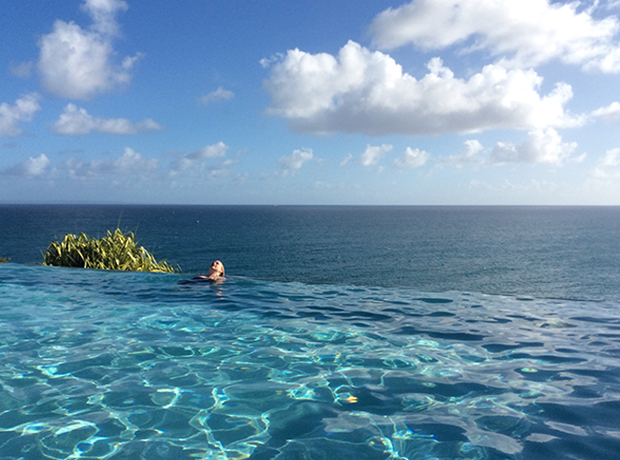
[[43, 228, 180, 273]]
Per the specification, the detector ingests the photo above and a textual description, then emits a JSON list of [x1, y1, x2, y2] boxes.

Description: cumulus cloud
[[37, 0, 141, 99], [394, 147, 430, 168], [490, 128, 579, 165], [110, 147, 158, 173], [360, 144, 392, 166], [592, 101, 620, 121], [442, 140, 485, 166], [440, 132, 582, 167], [199, 87, 235, 106], [600, 147, 620, 167], [171, 141, 230, 173], [52, 104, 164, 135], [279, 147, 313, 174], [81, 0, 128, 36], [3, 154, 50, 176], [591, 148, 620, 178], [263, 41, 578, 136], [369, 0, 620, 72], [0, 93, 42, 137]]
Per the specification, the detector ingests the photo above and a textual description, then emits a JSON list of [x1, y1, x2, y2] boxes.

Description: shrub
[[43, 228, 179, 273]]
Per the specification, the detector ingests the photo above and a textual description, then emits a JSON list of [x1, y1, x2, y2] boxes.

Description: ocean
[[0, 205, 619, 459]]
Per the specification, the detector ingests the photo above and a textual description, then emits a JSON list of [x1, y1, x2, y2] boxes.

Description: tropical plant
[[43, 228, 180, 273]]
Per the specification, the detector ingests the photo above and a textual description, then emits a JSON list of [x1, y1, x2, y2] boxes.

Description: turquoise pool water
[[2, 263, 620, 459]]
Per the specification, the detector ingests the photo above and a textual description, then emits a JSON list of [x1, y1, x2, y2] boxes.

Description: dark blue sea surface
[[2, 205, 620, 301], [1, 205, 619, 459]]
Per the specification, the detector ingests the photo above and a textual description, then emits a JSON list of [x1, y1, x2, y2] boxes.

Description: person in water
[[197, 260, 225, 281], [178, 260, 225, 285]]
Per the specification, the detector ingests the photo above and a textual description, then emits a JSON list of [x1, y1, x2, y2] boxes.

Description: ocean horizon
[[2, 204, 619, 301]]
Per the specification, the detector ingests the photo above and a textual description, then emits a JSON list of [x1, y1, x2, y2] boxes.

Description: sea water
[[0, 206, 620, 459], [2, 205, 620, 301]]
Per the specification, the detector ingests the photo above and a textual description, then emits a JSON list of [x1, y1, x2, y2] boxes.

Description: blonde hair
[[214, 260, 225, 277]]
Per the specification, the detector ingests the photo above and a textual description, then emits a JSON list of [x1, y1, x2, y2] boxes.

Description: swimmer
[[197, 260, 225, 281], [178, 260, 225, 286]]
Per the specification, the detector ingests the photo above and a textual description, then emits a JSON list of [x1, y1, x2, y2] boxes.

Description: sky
[[2, 0, 620, 205]]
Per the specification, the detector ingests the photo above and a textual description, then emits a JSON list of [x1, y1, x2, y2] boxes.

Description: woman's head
[[209, 260, 225, 278]]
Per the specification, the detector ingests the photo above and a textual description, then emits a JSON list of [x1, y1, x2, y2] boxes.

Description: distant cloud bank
[[1, 142, 235, 181]]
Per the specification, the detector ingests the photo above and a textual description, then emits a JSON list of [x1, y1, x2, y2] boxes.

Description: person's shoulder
[[178, 275, 212, 285]]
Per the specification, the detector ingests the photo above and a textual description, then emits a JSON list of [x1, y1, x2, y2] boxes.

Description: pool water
[[1, 263, 620, 459]]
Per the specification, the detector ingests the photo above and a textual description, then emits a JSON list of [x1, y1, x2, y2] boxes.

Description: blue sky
[[2, 0, 620, 205]]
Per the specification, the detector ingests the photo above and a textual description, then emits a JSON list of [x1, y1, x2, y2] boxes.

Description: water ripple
[[1, 264, 620, 459]]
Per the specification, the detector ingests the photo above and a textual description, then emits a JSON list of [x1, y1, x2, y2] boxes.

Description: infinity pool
[[1, 264, 620, 459]]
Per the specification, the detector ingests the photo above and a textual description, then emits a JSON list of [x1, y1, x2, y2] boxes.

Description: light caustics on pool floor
[[1, 265, 620, 459]]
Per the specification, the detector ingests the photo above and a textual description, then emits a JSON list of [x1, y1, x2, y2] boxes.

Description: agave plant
[[44, 228, 180, 273]]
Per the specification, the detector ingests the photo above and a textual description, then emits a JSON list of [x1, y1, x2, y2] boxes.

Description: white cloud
[[0, 94, 42, 137], [340, 152, 353, 166], [199, 87, 235, 106], [369, 0, 620, 72], [590, 148, 620, 178], [592, 101, 620, 121], [600, 147, 620, 167], [259, 54, 284, 69], [360, 144, 392, 166], [171, 142, 230, 173], [52, 104, 164, 135], [3, 154, 50, 176], [394, 147, 430, 168], [263, 41, 578, 136], [81, 0, 128, 36], [37, 0, 140, 99], [3, 144, 237, 182], [279, 147, 313, 173], [111, 147, 158, 174], [490, 128, 578, 165], [60, 147, 158, 178], [192, 142, 229, 159], [442, 139, 485, 166], [440, 133, 582, 167]]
